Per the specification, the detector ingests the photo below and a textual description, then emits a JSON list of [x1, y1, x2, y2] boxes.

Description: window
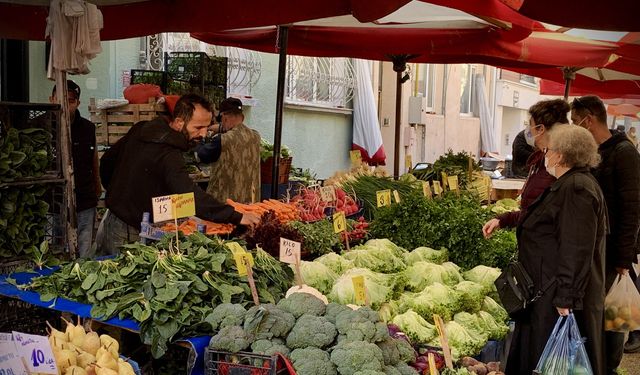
[[459, 64, 476, 114], [417, 63, 435, 110], [519, 73, 536, 85], [285, 56, 355, 108]]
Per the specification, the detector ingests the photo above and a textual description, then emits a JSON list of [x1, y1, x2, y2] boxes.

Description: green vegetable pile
[[0, 185, 50, 258], [411, 150, 480, 189], [340, 175, 419, 219], [208, 292, 418, 375], [370, 192, 516, 269], [260, 138, 291, 162], [288, 219, 344, 256], [25, 233, 293, 358], [0, 127, 52, 182]]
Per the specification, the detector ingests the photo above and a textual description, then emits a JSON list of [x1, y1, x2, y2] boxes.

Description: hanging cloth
[[353, 59, 386, 165]]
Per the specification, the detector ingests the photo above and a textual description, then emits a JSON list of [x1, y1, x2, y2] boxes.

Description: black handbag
[[495, 261, 536, 316]]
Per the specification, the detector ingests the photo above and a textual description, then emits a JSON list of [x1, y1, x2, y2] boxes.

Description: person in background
[[511, 130, 534, 177], [571, 95, 640, 374], [627, 127, 638, 149], [483, 99, 569, 237], [505, 125, 607, 375], [96, 94, 259, 255], [199, 97, 261, 204], [50, 80, 101, 258]]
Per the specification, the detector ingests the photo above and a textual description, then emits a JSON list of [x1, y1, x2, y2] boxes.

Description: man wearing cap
[[197, 97, 261, 204], [50, 80, 101, 258]]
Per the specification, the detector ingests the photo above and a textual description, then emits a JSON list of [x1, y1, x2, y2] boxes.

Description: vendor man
[[96, 94, 260, 255]]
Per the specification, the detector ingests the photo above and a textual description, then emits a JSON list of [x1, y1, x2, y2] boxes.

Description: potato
[[486, 362, 500, 372], [470, 363, 488, 375], [461, 356, 480, 367]]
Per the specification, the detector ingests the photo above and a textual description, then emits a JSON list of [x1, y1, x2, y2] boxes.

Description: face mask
[[545, 155, 557, 178], [525, 125, 541, 147]]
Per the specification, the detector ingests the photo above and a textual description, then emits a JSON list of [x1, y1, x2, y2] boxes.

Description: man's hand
[[556, 307, 570, 316], [616, 267, 629, 275], [240, 212, 261, 227], [482, 218, 500, 239]]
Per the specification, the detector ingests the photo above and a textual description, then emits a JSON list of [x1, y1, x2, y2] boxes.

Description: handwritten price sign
[[333, 211, 347, 233], [12, 332, 57, 374], [234, 252, 254, 277], [447, 175, 459, 191], [279, 238, 301, 264], [350, 150, 362, 167], [0, 333, 26, 375], [151, 192, 196, 223], [352, 275, 367, 305], [376, 190, 391, 207], [320, 186, 337, 202], [393, 190, 401, 204], [422, 181, 432, 199]]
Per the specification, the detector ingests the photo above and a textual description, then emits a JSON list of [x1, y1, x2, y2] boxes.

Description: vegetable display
[[411, 150, 480, 189], [291, 186, 360, 222], [0, 127, 53, 182], [226, 199, 299, 224], [0, 185, 50, 258]]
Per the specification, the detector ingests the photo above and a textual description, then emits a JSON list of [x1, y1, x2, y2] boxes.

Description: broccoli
[[354, 371, 386, 375], [394, 363, 419, 375], [286, 314, 337, 349], [290, 347, 337, 375], [325, 302, 351, 324], [277, 292, 327, 318], [244, 304, 296, 340], [250, 338, 290, 356], [357, 307, 381, 322], [384, 365, 402, 375], [205, 303, 247, 330], [395, 339, 416, 363], [208, 325, 253, 353], [335, 309, 379, 343], [330, 341, 385, 375], [377, 338, 401, 365]]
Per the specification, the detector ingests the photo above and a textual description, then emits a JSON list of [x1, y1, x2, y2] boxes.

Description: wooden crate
[[89, 98, 168, 146]]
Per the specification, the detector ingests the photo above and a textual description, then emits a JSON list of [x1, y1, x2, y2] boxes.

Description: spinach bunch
[[288, 220, 343, 256], [27, 233, 293, 358], [0, 185, 50, 258], [0, 128, 52, 182]]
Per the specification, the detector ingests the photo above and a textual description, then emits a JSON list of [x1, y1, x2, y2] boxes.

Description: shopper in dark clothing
[[506, 125, 607, 375], [512, 130, 534, 177], [483, 99, 568, 237], [96, 94, 259, 255], [571, 95, 640, 374]]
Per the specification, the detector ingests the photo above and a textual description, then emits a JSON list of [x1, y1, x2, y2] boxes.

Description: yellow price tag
[[393, 190, 401, 203], [441, 172, 449, 189], [350, 150, 362, 167], [172, 192, 196, 219], [333, 211, 347, 233], [405, 154, 413, 170], [422, 181, 432, 199], [433, 181, 442, 195], [447, 175, 459, 191], [234, 252, 254, 277], [226, 241, 247, 255], [320, 186, 337, 202], [376, 190, 392, 207], [352, 275, 366, 305]]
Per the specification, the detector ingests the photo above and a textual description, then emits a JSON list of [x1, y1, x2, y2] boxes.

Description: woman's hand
[[482, 218, 500, 238], [556, 307, 570, 316]]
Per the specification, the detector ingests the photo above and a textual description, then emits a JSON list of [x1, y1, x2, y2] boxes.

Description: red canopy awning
[[539, 78, 640, 99]]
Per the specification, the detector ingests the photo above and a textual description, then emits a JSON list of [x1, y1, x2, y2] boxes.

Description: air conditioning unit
[[408, 96, 427, 125]]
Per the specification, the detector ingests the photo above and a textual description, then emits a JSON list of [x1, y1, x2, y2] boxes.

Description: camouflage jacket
[[206, 123, 261, 203]]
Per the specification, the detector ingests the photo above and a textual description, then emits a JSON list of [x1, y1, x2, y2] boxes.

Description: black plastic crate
[[0, 296, 62, 335], [130, 69, 169, 93], [205, 349, 288, 375], [166, 81, 226, 110], [0, 102, 62, 180], [166, 52, 228, 87]]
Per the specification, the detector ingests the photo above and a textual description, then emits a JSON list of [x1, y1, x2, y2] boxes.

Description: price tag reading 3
[[376, 190, 391, 207], [333, 211, 347, 233], [279, 238, 301, 264], [352, 275, 366, 305], [12, 332, 57, 374]]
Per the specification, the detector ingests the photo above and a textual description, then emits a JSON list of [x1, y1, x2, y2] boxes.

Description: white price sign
[[152, 194, 174, 222], [12, 332, 57, 374], [279, 238, 301, 264], [0, 333, 27, 375]]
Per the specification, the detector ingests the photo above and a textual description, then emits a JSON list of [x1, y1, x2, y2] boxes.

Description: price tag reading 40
[[12, 332, 57, 374], [376, 190, 392, 207], [279, 238, 301, 264], [352, 275, 367, 305], [333, 211, 347, 233]]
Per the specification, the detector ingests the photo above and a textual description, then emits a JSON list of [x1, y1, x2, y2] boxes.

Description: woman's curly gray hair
[[548, 124, 600, 168]]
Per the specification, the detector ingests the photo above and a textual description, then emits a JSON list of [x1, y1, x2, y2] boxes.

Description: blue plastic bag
[[533, 313, 593, 375]]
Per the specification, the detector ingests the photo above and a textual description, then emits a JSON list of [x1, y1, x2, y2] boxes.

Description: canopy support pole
[[391, 55, 418, 179], [562, 67, 577, 101], [270, 25, 289, 199]]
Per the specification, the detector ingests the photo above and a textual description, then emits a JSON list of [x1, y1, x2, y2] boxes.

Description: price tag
[[433, 181, 442, 195], [350, 150, 362, 167], [226, 242, 246, 255], [447, 175, 459, 191], [422, 181, 432, 199], [279, 238, 301, 264], [376, 190, 391, 207], [151, 194, 174, 222], [352, 275, 366, 305], [333, 211, 347, 233], [234, 252, 254, 277], [172, 192, 196, 219], [405, 154, 413, 170], [0, 333, 27, 375], [441, 172, 449, 189], [427, 353, 438, 375], [393, 190, 401, 203], [12, 332, 57, 374], [320, 186, 337, 202]]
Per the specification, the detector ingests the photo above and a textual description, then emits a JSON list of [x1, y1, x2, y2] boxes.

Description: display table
[[0, 267, 209, 375], [491, 178, 525, 200]]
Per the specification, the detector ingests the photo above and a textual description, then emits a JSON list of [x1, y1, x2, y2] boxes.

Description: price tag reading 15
[[279, 238, 301, 264], [376, 190, 391, 207]]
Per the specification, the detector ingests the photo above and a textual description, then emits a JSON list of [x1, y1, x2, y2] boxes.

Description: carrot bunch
[[226, 199, 299, 224], [161, 217, 235, 235]]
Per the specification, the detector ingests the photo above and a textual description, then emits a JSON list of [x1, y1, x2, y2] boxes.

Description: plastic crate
[[166, 52, 216, 85], [205, 350, 289, 375], [130, 69, 169, 93], [261, 157, 292, 185], [0, 101, 62, 180], [0, 296, 63, 335]]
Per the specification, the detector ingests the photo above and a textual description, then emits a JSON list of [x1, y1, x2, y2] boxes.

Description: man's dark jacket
[[100, 117, 242, 228], [71, 110, 98, 211], [512, 130, 534, 177], [592, 130, 640, 270]]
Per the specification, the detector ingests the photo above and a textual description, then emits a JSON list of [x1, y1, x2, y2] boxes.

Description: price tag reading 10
[[333, 211, 347, 233], [376, 190, 391, 207], [279, 238, 301, 264], [12, 332, 57, 374]]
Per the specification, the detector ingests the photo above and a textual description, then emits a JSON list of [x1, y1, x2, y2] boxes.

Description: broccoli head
[[357, 307, 381, 322], [325, 302, 351, 324], [383, 365, 402, 375], [208, 325, 253, 353], [354, 371, 386, 375], [335, 309, 388, 343], [244, 304, 296, 340], [250, 338, 290, 356], [290, 347, 337, 375], [394, 363, 419, 375], [205, 303, 247, 330], [286, 314, 337, 349], [395, 339, 416, 363], [330, 341, 385, 375], [376, 338, 401, 365], [277, 292, 327, 318]]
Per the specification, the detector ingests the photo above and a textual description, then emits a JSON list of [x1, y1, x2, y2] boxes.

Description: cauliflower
[[290, 347, 337, 375], [325, 302, 351, 324], [394, 363, 419, 375], [208, 326, 253, 353], [286, 315, 337, 349], [244, 304, 295, 340], [335, 309, 388, 343], [204, 303, 247, 330], [250, 338, 290, 356], [277, 292, 327, 318], [330, 341, 385, 375]]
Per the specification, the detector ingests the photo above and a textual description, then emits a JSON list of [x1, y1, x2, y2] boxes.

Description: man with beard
[[96, 94, 259, 255]]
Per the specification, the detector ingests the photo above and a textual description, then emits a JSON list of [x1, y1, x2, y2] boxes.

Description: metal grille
[[286, 56, 355, 108]]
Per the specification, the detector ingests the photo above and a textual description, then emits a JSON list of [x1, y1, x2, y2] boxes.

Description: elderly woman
[[505, 125, 607, 375]]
